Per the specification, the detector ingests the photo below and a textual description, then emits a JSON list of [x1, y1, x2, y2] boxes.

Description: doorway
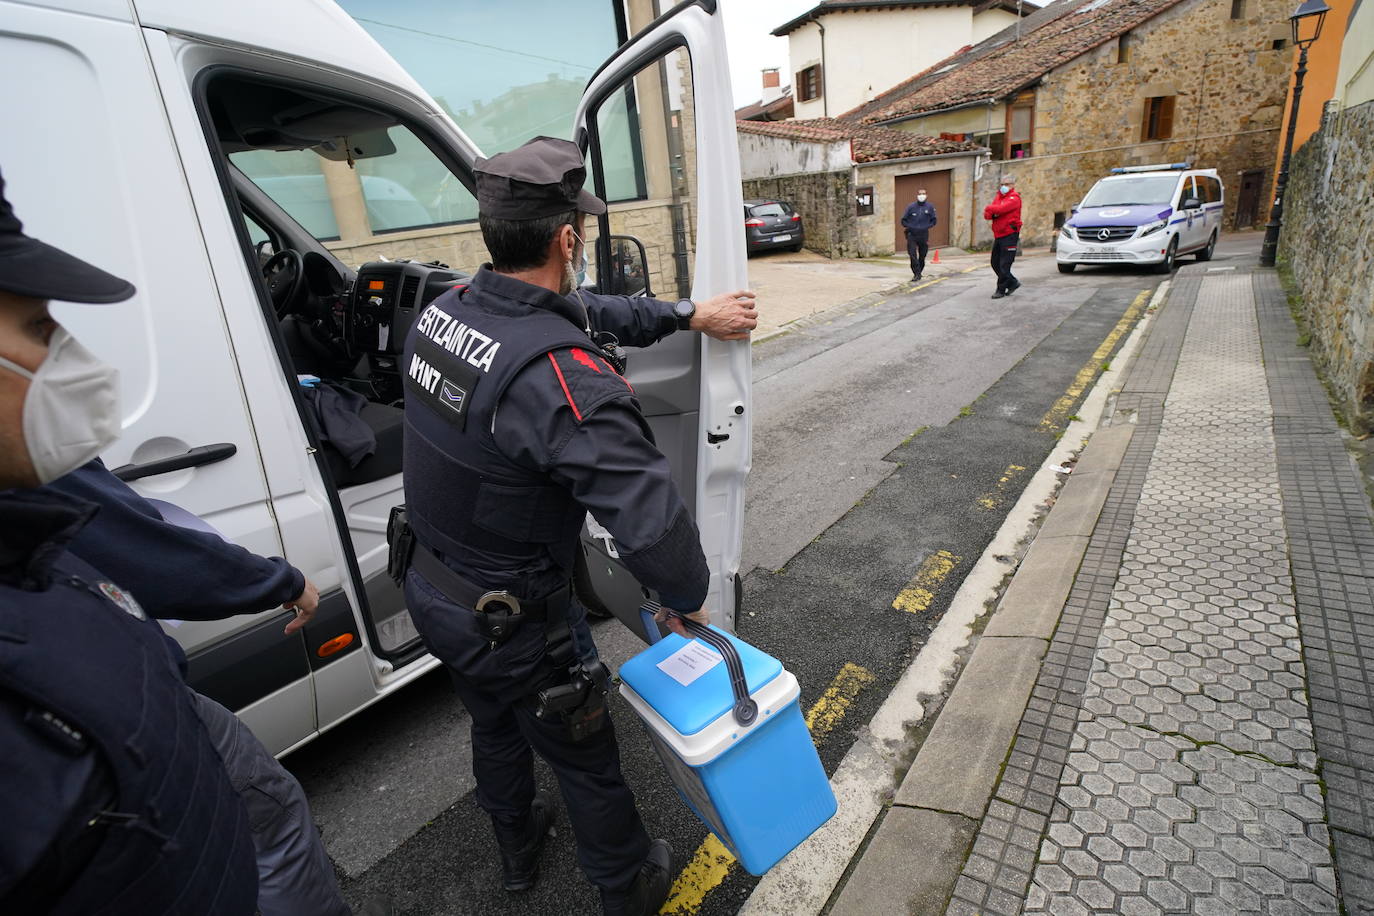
[[894, 170, 951, 252], [1235, 169, 1264, 229]]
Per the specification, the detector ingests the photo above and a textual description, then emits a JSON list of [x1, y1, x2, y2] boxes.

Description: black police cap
[[0, 167, 135, 304], [474, 136, 607, 221]]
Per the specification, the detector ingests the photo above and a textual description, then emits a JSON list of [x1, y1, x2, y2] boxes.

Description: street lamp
[[1260, 0, 1330, 266]]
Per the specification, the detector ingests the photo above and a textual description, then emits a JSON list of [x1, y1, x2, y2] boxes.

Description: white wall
[[1335, 0, 1374, 108], [971, 8, 1020, 44], [789, 6, 979, 119], [737, 131, 852, 180], [891, 104, 1007, 137]]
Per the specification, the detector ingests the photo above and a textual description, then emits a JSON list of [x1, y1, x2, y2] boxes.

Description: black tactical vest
[[402, 283, 608, 593], [0, 551, 257, 915]]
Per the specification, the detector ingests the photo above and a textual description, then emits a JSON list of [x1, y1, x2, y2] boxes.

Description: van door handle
[[111, 443, 238, 482]]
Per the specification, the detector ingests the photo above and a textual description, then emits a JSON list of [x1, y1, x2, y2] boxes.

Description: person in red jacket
[[983, 177, 1023, 299]]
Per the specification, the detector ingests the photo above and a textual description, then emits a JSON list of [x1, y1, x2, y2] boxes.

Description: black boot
[[493, 791, 556, 892], [599, 839, 672, 916]]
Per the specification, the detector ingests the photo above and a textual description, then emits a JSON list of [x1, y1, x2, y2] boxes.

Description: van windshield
[[1081, 175, 1180, 207]]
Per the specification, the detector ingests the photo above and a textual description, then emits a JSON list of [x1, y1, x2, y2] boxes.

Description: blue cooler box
[[618, 626, 837, 875]]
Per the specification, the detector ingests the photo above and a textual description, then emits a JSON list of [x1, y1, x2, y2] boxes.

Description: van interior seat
[[324, 400, 404, 488]]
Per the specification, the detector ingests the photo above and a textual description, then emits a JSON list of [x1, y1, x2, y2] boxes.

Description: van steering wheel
[[262, 249, 305, 318]]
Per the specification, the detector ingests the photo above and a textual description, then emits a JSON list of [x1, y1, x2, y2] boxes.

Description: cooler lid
[[618, 627, 783, 737]]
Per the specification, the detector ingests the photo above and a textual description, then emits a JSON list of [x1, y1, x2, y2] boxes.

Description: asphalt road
[[289, 238, 1258, 915]]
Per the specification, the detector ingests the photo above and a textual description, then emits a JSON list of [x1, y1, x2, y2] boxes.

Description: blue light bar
[[1109, 162, 1192, 174]]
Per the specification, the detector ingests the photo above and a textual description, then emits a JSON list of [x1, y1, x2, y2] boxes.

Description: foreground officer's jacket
[[402, 267, 709, 610], [0, 489, 257, 916]]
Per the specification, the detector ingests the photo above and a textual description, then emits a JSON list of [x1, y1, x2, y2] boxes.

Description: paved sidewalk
[[829, 262, 1374, 915]]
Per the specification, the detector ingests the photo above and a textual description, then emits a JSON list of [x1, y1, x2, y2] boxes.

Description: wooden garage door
[[893, 170, 951, 251]]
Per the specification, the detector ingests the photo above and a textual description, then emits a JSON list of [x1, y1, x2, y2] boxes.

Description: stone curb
[[825, 413, 1138, 915]]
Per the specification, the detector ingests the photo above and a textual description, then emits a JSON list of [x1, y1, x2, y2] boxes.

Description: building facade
[[1280, 1, 1374, 430], [737, 118, 984, 257], [773, 0, 1024, 121], [846, 0, 1298, 246]]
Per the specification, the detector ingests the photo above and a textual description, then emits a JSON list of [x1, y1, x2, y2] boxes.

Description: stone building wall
[[974, 0, 1293, 246], [855, 154, 980, 254], [1279, 100, 1374, 431], [742, 170, 859, 258]]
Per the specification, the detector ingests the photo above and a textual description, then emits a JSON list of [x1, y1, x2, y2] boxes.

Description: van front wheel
[[1154, 237, 1178, 275], [1196, 230, 1217, 262], [1058, 263, 1076, 273]]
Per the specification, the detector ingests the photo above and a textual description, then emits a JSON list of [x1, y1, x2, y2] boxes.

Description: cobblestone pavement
[[945, 266, 1374, 915]]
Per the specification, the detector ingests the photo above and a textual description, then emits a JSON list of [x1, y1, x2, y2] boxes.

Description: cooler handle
[[640, 602, 759, 727]]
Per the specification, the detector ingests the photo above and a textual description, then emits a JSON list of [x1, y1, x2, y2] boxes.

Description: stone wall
[[856, 154, 980, 255], [970, 0, 1293, 246], [1279, 99, 1374, 431], [742, 170, 859, 258]]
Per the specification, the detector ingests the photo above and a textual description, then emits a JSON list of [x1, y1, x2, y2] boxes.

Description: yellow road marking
[[892, 549, 962, 613], [658, 662, 876, 914], [1039, 289, 1150, 432], [660, 835, 736, 915], [976, 463, 1027, 509], [805, 662, 877, 736]]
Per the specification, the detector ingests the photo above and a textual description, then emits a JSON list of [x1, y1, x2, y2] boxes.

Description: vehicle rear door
[[571, 1, 751, 635]]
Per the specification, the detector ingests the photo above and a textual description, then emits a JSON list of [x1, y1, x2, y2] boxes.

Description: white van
[[1057, 163, 1225, 274], [0, 0, 750, 757]]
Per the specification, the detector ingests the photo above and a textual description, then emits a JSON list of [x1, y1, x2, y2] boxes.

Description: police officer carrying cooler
[[0, 170, 258, 914], [393, 136, 757, 916]]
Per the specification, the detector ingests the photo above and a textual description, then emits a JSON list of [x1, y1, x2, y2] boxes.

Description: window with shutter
[[1141, 96, 1176, 141], [796, 65, 823, 102], [1006, 92, 1034, 158]]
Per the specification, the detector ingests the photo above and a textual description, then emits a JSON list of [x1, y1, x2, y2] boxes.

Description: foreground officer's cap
[[0, 167, 135, 303], [474, 136, 607, 221]]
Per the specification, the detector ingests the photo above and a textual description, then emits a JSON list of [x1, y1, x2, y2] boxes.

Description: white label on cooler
[[657, 640, 724, 687]]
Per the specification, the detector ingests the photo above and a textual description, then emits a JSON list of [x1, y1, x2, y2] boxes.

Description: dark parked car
[[744, 198, 804, 254]]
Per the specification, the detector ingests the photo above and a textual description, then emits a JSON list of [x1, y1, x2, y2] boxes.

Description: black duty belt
[[409, 543, 569, 620]]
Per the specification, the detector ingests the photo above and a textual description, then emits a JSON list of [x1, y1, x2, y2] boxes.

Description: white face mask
[[0, 326, 121, 484], [1000, 185, 1011, 195], [917, 194, 927, 203]]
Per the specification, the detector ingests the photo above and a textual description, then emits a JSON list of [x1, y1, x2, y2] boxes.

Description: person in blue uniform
[[0, 171, 258, 914], [44, 459, 384, 916], [396, 136, 757, 916], [901, 189, 937, 280]]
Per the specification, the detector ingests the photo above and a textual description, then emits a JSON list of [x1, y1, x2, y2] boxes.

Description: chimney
[[761, 68, 783, 104]]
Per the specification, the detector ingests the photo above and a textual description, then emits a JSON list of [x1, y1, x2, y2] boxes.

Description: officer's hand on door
[[654, 604, 711, 637], [690, 290, 758, 341], [282, 578, 321, 635]]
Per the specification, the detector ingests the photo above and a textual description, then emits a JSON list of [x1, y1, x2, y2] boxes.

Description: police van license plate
[[773, 234, 791, 243]]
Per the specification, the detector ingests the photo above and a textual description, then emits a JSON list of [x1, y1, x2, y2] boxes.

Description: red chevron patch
[[570, 348, 601, 373]]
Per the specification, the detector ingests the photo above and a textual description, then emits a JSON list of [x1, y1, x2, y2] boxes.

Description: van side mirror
[[1182, 197, 1202, 210], [603, 235, 653, 297]]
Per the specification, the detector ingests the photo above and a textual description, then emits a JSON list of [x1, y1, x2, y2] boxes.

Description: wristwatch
[[673, 298, 696, 331]]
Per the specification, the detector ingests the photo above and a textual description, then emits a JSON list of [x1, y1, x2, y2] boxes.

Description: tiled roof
[[735, 117, 984, 163], [735, 91, 796, 122], [844, 0, 1189, 124], [771, 0, 1022, 37]]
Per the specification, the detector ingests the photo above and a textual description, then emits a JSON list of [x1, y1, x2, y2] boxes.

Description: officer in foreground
[[0, 175, 257, 913], [394, 136, 756, 916]]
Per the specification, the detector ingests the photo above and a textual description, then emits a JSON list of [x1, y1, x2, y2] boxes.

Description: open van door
[[570, 1, 751, 637]]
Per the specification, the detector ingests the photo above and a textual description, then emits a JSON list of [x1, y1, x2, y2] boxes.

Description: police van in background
[[1057, 163, 1225, 275], [0, 0, 749, 757]]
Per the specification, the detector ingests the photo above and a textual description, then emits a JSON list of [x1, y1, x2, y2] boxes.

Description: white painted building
[[772, 0, 1028, 120]]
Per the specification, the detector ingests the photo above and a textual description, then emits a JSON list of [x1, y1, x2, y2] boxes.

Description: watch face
[[675, 299, 694, 320]]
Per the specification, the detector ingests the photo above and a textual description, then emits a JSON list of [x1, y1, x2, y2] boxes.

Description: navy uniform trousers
[[405, 569, 650, 892], [992, 232, 1020, 294]]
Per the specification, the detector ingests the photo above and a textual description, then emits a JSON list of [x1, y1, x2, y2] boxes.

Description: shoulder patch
[[547, 347, 634, 422]]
